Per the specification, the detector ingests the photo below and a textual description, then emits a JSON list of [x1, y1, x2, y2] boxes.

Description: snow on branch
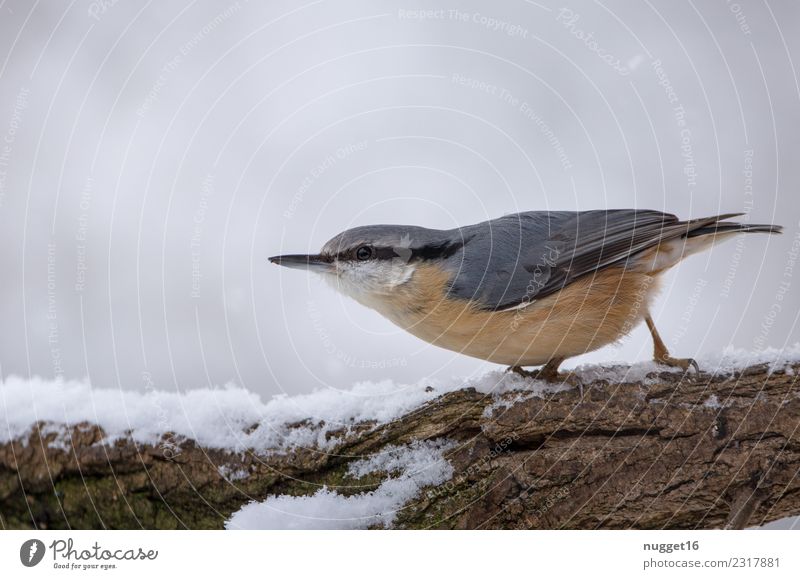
[[1, 346, 799, 530]]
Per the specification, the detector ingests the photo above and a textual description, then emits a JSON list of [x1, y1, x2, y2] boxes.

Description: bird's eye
[[355, 246, 373, 261]]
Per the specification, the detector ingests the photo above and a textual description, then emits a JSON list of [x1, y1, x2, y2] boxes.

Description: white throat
[[325, 260, 416, 307]]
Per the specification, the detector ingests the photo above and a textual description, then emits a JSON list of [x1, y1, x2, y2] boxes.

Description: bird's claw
[[656, 355, 700, 374]]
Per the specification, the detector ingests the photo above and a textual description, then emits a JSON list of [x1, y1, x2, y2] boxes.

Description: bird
[[269, 210, 781, 382]]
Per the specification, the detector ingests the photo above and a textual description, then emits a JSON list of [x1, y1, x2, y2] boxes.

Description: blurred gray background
[[0, 0, 798, 397]]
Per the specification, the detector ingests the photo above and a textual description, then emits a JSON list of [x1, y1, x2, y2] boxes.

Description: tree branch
[[2, 362, 799, 529]]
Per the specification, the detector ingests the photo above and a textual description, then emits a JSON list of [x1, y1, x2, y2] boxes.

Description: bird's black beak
[[268, 254, 333, 273]]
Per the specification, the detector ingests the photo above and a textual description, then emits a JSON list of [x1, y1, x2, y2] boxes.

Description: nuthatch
[[270, 210, 781, 381]]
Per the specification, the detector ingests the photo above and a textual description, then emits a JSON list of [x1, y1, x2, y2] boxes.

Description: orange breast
[[372, 263, 660, 366]]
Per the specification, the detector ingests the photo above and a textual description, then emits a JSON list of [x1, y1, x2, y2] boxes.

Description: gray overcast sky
[[0, 0, 798, 398]]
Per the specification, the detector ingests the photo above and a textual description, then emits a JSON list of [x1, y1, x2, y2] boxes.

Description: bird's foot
[[507, 365, 582, 390], [507, 365, 557, 382], [655, 355, 700, 373], [508, 365, 585, 396]]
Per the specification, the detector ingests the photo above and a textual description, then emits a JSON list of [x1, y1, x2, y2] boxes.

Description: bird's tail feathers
[[685, 214, 783, 238]]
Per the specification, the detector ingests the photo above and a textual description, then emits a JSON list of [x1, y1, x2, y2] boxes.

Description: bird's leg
[[537, 357, 565, 382], [508, 357, 566, 382], [644, 313, 699, 373]]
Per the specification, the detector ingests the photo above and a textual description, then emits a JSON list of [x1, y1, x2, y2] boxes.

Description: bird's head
[[269, 224, 463, 306]]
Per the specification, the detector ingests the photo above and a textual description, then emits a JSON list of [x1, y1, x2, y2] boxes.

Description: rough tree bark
[[1, 362, 799, 530]]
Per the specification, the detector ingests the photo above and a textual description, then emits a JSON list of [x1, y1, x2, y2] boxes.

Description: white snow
[[700, 343, 800, 375], [218, 465, 250, 482], [567, 343, 800, 384], [4, 346, 798, 530], [2, 343, 798, 453], [570, 360, 682, 385], [225, 439, 455, 530], [0, 375, 268, 451], [0, 371, 575, 452], [702, 394, 723, 409]]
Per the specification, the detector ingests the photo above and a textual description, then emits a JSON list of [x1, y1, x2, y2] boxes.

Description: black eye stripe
[[373, 247, 400, 259], [333, 241, 465, 262], [335, 246, 398, 261]]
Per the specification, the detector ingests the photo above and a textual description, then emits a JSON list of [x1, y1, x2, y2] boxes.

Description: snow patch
[[703, 394, 722, 409], [568, 343, 800, 384], [0, 370, 576, 452], [225, 439, 454, 530], [571, 360, 681, 385], [36, 423, 73, 451], [483, 381, 573, 418], [701, 344, 800, 375], [218, 465, 250, 482], [2, 344, 797, 452], [0, 376, 267, 451]]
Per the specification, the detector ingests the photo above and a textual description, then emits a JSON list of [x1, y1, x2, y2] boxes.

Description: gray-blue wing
[[443, 209, 705, 311]]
